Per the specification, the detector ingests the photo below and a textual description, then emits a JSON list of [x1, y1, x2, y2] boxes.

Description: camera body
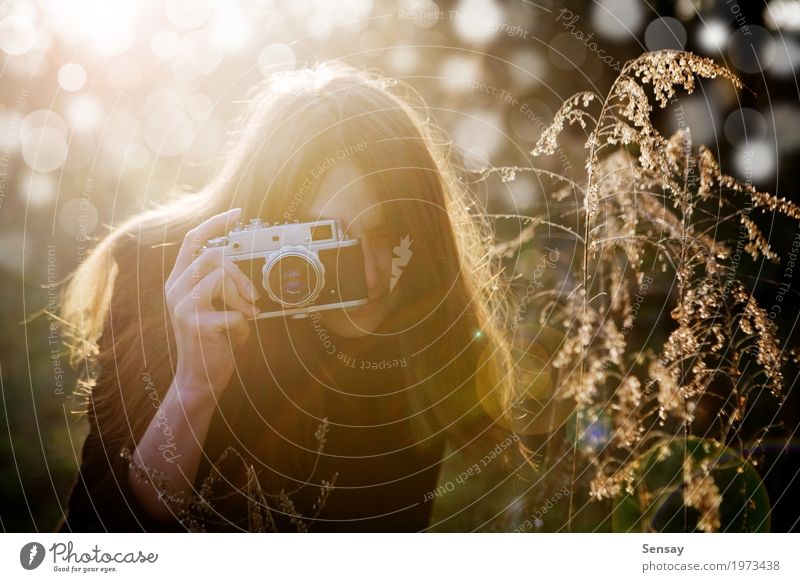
[[203, 218, 368, 319]]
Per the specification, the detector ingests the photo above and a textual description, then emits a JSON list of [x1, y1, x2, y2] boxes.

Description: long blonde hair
[[60, 61, 522, 481]]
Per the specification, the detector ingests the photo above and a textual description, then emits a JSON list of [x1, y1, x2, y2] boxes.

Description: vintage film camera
[[202, 218, 368, 319]]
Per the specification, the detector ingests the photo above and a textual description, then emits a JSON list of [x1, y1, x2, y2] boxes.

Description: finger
[[174, 307, 250, 348], [216, 270, 260, 317], [167, 247, 259, 303], [204, 310, 250, 346], [167, 208, 242, 289], [183, 267, 259, 318], [223, 259, 260, 302], [175, 268, 224, 320]]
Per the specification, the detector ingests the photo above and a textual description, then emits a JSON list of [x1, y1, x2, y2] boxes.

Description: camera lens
[[263, 248, 325, 307], [270, 255, 314, 301]]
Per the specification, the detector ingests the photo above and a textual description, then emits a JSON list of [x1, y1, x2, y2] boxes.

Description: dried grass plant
[[485, 50, 800, 532]]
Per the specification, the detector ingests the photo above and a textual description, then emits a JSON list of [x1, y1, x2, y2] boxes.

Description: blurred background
[[1, 0, 799, 531]]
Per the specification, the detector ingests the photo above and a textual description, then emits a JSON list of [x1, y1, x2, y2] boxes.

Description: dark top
[[58, 312, 447, 533]]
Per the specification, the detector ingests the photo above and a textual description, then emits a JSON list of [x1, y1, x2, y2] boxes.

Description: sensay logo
[[20, 542, 45, 570], [390, 234, 413, 292]]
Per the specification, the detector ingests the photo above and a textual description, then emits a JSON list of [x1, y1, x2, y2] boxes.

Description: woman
[[57, 62, 549, 532]]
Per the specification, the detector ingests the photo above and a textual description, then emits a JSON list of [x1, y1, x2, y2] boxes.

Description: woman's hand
[[164, 207, 260, 401], [129, 208, 260, 521]]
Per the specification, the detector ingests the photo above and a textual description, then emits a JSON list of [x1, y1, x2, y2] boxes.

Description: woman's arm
[[59, 390, 189, 532], [128, 207, 259, 521], [61, 208, 260, 530], [127, 376, 218, 521]]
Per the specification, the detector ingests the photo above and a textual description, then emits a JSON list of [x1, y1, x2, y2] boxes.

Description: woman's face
[[306, 161, 403, 338]]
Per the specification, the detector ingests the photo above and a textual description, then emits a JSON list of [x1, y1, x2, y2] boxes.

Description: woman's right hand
[[164, 207, 261, 402]]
